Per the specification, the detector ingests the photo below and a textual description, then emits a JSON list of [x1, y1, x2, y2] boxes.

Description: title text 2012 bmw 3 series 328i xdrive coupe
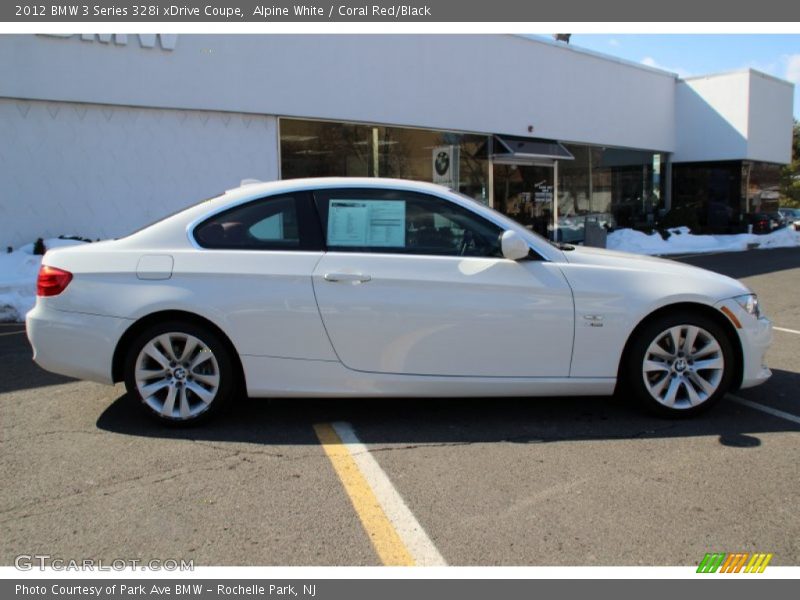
[[27, 178, 773, 424]]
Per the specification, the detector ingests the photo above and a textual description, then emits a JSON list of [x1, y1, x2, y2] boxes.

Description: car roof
[[221, 177, 455, 202]]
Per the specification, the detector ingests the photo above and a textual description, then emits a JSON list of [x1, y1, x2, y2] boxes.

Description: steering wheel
[[458, 230, 472, 256]]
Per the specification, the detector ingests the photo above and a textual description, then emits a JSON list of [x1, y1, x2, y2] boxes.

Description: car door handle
[[323, 272, 372, 283]]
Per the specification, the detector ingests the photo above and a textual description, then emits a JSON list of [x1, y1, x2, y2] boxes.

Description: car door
[[311, 188, 575, 377], [189, 191, 334, 361]]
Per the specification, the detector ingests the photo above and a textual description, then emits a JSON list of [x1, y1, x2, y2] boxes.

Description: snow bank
[[607, 226, 800, 256], [0, 238, 89, 322]]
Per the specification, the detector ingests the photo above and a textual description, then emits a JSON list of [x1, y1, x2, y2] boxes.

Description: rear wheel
[[625, 312, 736, 417], [124, 321, 235, 424]]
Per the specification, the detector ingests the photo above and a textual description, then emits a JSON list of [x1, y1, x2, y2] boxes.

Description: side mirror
[[500, 230, 530, 261]]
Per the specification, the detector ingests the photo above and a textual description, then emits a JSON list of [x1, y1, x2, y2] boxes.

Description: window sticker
[[328, 200, 406, 247]]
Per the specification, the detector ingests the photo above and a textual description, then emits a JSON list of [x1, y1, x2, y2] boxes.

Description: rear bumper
[[26, 301, 132, 385]]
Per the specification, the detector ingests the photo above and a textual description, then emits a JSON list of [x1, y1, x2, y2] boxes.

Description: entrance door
[[493, 163, 555, 239]]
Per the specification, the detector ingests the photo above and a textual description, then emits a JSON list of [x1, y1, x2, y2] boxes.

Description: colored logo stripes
[[697, 552, 773, 573]]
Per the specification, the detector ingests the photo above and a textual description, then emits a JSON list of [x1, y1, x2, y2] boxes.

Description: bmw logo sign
[[435, 151, 450, 176]]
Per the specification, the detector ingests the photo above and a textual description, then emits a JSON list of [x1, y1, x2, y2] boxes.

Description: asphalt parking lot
[[1, 248, 798, 567]]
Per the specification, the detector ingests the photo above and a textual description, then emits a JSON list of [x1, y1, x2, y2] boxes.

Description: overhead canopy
[[476, 135, 574, 165]]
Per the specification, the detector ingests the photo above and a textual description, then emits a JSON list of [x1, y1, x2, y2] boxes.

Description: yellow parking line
[[313, 422, 415, 566], [0, 330, 25, 337]]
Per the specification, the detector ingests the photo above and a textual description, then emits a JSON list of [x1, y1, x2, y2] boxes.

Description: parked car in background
[[550, 212, 616, 244], [768, 211, 787, 230], [743, 212, 779, 234], [27, 178, 772, 424], [778, 207, 800, 231]]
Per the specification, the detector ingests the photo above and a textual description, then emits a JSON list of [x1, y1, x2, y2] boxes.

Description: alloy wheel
[[134, 332, 220, 420], [641, 325, 725, 409]]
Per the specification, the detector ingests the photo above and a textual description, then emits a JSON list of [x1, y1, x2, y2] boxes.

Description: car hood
[[559, 244, 750, 298]]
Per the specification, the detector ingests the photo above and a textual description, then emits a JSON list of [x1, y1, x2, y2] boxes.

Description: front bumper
[[26, 301, 132, 385], [714, 298, 773, 390]]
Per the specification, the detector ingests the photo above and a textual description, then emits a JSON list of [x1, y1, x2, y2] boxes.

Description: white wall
[[674, 70, 794, 164], [748, 70, 796, 164], [0, 34, 677, 152], [674, 72, 749, 163], [0, 98, 278, 248]]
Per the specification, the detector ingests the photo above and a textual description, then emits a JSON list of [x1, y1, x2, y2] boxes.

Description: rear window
[[193, 192, 324, 251]]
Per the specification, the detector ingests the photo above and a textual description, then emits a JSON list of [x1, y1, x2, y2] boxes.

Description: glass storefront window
[[492, 164, 555, 238], [744, 162, 782, 214], [672, 161, 740, 232], [281, 119, 674, 242], [490, 143, 666, 243], [556, 144, 665, 242], [280, 118, 490, 205], [589, 147, 664, 229], [280, 119, 374, 179], [670, 160, 781, 233]]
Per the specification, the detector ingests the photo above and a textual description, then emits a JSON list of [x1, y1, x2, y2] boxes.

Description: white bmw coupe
[[27, 178, 772, 423]]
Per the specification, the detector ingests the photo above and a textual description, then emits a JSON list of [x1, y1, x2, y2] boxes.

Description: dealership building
[[0, 33, 794, 248]]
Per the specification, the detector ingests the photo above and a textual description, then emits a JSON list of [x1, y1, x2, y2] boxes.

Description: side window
[[194, 192, 323, 251], [314, 189, 503, 257]]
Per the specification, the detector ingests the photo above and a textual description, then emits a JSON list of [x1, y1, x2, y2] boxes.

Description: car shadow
[[96, 370, 799, 448], [0, 329, 77, 394], [0, 367, 75, 394]]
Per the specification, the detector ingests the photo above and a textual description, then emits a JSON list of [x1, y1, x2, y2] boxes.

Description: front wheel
[[124, 321, 236, 424], [625, 312, 736, 417]]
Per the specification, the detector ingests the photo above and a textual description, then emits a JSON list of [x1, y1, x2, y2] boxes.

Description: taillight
[[37, 265, 73, 297]]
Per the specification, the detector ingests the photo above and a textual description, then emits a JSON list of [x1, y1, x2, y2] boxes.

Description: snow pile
[[0, 238, 89, 322], [607, 226, 800, 256]]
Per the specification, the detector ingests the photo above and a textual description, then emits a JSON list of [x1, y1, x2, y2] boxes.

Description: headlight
[[734, 294, 760, 318]]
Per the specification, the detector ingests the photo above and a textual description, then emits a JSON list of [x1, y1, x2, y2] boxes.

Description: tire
[[624, 311, 736, 418], [123, 320, 236, 425]]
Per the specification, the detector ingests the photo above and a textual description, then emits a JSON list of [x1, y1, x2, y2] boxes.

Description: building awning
[[476, 135, 574, 165]]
